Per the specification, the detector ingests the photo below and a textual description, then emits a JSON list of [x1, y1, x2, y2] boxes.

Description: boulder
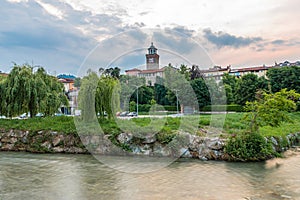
[[52, 135, 64, 147], [117, 133, 133, 144], [142, 134, 156, 144]]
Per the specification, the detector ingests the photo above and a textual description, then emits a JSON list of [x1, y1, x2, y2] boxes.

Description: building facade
[[125, 43, 166, 86]]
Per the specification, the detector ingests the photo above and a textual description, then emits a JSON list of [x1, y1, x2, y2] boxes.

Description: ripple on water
[[0, 151, 299, 200]]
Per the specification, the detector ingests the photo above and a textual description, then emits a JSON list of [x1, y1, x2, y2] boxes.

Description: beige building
[[125, 43, 167, 86], [200, 66, 231, 81], [229, 65, 271, 78]]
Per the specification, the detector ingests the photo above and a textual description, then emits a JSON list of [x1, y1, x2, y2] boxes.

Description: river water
[[0, 151, 299, 200]]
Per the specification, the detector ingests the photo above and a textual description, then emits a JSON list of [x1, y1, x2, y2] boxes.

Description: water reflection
[[0, 152, 299, 200]]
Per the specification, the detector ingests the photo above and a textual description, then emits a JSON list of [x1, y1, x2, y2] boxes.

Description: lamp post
[[133, 85, 142, 116], [174, 89, 180, 114]]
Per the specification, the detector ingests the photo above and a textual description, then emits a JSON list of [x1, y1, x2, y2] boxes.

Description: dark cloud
[[153, 30, 197, 54], [0, 0, 127, 74], [203, 28, 262, 48], [271, 39, 285, 45], [170, 26, 195, 37]]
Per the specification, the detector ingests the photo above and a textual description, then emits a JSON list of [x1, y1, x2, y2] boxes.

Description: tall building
[[125, 42, 166, 86], [146, 42, 160, 70]]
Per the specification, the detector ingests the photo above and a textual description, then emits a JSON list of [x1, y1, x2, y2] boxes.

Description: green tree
[[4, 64, 67, 118], [234, 74, 268, 105], [190, 78, 210, 109], [78, 72, 98, 122], [74, 77, 81, 88], [244, 89, 300, 132], [96, 76, 120, 119], [267, 66, 300, 93]]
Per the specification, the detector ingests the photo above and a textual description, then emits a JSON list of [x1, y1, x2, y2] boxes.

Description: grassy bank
[[0, 113, 299, 137]]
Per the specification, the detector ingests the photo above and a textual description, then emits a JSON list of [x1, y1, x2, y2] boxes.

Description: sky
[[0, 0, 300, 75]]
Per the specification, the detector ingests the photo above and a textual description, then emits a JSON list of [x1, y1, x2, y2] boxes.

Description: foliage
[[1, 64, 67, 118], [190, 78, 210, 108], [74, 77, 81, 88], [78, 72, 120, 121], [234, 74, 268, 105], [244, 89, 300, 132], [100, 67, 121, 79], [224, 132, 275, 161], [221, 73, 238, 104], [201, 104, 244, 112], [267, 66, 300, 93]]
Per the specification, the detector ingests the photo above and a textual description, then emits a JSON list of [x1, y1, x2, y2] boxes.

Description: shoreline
[[0, 129, 299, 161]]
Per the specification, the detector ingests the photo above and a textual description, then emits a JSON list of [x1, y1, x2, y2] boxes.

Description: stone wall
[[0, 129, 299, 161]]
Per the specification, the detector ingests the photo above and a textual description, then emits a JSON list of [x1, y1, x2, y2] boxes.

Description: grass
[[0, 116, 76, 134], [0, 112, 299, 138]]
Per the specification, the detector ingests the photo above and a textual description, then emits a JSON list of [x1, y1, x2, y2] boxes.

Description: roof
[[59, 78, 74, 83], [200, 66, 230, 73], [57, 74, 76, 80], [230, 66, 270, 73], [125, 68, 142, 72], [148, 42, 157, 50], [139, 68, 165, 73]]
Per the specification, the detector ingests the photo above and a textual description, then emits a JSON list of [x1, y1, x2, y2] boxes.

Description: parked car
[[0, 116, 6, 119], [54, 113, 64, 116], [127, 112, 137, 117], [35, 113, 44, 117], [120, 111, 129, 117], [18, 113, 28, 119]]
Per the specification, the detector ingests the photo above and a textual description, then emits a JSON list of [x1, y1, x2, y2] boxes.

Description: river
[[0, 151, 299, 200]]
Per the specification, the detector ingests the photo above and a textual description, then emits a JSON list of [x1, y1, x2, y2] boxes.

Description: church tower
[[146, 42, 159, 70]]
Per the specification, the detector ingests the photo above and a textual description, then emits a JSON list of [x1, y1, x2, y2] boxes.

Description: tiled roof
[[230, 66, 270, 72], [125, 68, 142, 72]]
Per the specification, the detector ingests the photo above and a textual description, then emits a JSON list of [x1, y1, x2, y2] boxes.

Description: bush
[[224, 132, 276, 161], [201, 105, 244, 112]]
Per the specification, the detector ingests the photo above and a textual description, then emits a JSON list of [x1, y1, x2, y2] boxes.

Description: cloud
[[203, 28, 262, 48], [271, 39, 285, 45], [170, 25, 195, 37], [0, 0, 128, 74]]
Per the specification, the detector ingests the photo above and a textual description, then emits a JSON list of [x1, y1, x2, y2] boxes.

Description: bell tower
[[146, 42, 159, 70]]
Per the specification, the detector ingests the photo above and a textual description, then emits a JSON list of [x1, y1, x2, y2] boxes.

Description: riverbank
[[0, 129, 299, 161]]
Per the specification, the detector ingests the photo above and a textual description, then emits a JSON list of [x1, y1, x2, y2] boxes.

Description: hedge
[[130, 104, 177, 112], [201, 104, 244, 112]]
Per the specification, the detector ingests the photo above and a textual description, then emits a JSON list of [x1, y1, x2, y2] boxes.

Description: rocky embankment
[[0, 129, 299, 161]]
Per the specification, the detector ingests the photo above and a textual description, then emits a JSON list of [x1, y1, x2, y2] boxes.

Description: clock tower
[[146, 42, 159, 70]]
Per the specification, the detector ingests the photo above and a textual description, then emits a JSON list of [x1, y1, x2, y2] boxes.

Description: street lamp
[[133, 85, 142, 116], [174, 89, 180, 114]]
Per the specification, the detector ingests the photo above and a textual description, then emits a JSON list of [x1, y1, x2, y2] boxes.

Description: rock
[[1, 143, 14, 150], [117, 133, 133, 144], [53, 147, 64, 153], [207, 138, 224, 150], [270, 137, 278, 146], [65, 147, 85, 154], [142, 134, 156, 144], [41, 141, 52, 150], [52, 135, 63, 147], [199, 156, 208, 161], [280, 194, 292, 199], [10, 137, 18, 144], [180, 148, 192, 158], [21, 137, 28, 144]]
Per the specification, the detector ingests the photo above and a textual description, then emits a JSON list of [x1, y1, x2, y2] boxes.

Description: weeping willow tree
[[0, 76, 7, 116], [78, 72, 98, 122], [78, 71, 120, 122], [3, 64, 68, 118], [96, 76, 120, 119]]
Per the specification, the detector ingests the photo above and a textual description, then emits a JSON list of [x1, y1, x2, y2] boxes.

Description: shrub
[[224, 132, 276, 161], [201, 105, 244, 112]]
